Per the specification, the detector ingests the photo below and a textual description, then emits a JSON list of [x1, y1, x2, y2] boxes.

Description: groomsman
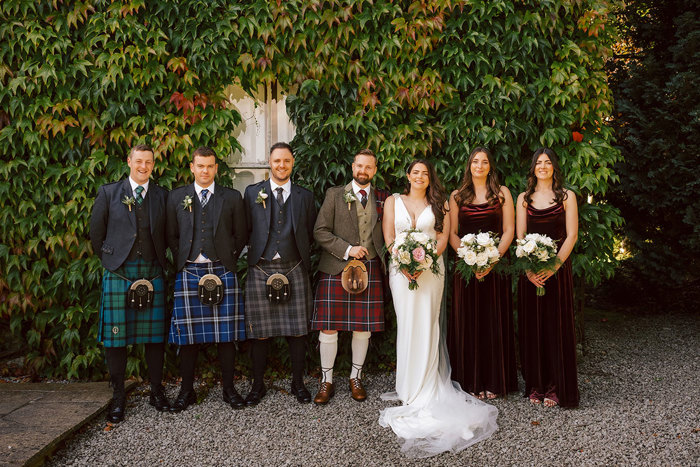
[[310, 149, 389, 404], [167, 146, 248, 411], [243, 142, 316, 405], [90, 144, 170, 422]]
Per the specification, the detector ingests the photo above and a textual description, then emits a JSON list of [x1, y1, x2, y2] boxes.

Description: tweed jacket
[[166, 183, 247, 272], [244, 179, 316, 272], [90, 178, 168, 272], [314, 183, 389, 276]]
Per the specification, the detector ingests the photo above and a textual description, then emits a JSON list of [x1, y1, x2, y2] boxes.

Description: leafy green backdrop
[[0, 0, 621, 379]]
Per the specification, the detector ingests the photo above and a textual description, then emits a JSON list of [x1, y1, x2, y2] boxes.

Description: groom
[[310, 149, 389, 404]]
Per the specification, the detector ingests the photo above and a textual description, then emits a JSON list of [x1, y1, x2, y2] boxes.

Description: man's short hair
[[128, 144, 154, 159], [269, 142, 293, 157], [192, 146, 218, 164], [354, 148, 377, 162]]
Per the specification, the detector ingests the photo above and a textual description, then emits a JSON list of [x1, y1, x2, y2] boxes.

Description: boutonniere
[[343, 191, 356, 211], [182, 195, 193, 212], [122, 196, 135, 212], [256, 188, 268, 209]]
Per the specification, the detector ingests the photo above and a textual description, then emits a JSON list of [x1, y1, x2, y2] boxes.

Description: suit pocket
[[101, 243, 114, 255]]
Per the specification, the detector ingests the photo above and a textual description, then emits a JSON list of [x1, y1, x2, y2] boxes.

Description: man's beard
[[353, 174, 370, 185]]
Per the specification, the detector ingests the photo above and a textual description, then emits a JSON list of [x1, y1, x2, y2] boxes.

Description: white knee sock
[[319, 332, 338, 384], [350, 331, 371, 379]]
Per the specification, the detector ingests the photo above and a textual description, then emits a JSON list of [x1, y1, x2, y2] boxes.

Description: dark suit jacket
[[244, 180, 316, 271], [314, 183, 389, 275], [90, 178, 168, 272], [166, 184, 247, 272]]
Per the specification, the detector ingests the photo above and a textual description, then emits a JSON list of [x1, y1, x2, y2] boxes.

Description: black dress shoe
[[244, 385, 266, 406], [106, 395, 126, 423], [222, 387, 245, 410], [149, 385, 171, 412], [170, 389, 196, 413], [290, 381, 312, 404]]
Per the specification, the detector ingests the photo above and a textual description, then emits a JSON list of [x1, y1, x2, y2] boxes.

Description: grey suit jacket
[[314, 183, 387, 275]]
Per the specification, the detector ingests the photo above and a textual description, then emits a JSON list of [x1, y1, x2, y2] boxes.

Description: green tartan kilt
[[98, 260, 167, 348]]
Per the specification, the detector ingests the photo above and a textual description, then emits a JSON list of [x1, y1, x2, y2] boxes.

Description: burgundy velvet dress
[[448, 202, 518, 396], [518, 203, 579, 407]]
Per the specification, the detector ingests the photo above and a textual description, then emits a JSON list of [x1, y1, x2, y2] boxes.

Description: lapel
[[146, 181, 158, 235], [120, 179, 137, 231], [344, 182, 360, 233], [262, 180, 272, 231], [368, 186, 379, 227], [289, 182, 299, 233], [183, 184, 196, 234], [209, 186, 223, 237]]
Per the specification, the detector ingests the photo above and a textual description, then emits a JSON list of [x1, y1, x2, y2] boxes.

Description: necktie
[[359, 189, 367, 208], [134, 186, 144, 205], [201, 188, 209, 207], [276, 187, 284, 205]]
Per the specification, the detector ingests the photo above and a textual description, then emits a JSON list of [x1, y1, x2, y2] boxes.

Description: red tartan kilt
[[311, 257, 385, 332]]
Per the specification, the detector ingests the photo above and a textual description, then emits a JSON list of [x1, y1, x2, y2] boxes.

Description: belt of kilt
[[245, 258, 312, 338], [169, 261, 245, 345], [311, 257, 385, 332], [98, 260, 166, 348]]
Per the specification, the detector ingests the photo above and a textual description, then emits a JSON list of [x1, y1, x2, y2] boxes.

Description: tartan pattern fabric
[[311, 257, 385, 332], [169, 261, 245, 345], [98, 260, 166, 347], [245, 259, 312, 338]]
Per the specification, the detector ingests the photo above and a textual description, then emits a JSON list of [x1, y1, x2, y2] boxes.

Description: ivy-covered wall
[[0, 0, 621, 379]]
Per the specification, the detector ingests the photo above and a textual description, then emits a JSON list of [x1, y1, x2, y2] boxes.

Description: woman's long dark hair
[[403, 159, 447, 233], [523, 147, 568, 206], [454, 147, 504, 207]]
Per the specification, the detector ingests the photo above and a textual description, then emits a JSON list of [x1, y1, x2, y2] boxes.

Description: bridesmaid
[[516, 147, 579, 408], [447, 147, 518, 400]]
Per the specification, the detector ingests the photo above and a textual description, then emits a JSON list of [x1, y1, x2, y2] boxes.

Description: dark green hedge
[[0, 0, 621, 379]]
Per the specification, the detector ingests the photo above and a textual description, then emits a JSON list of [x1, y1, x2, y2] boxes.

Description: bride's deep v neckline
[[398, 195, 430, 229]]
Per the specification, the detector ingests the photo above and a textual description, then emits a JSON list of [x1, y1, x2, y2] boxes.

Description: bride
[[379, 159, 498, 457]]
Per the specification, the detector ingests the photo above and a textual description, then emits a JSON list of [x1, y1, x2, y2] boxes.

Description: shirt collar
[[352, 180, 371, 196], [269, 179, 291, 194], [194, 181, 215, 196], [128, 177, 149, 195]]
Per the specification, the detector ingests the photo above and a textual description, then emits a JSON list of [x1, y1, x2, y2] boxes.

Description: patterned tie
[[200, 188, 209, 207], [359, 189, 367, 208], [276, 187, 284, 205], [134, 186, 144, 205]]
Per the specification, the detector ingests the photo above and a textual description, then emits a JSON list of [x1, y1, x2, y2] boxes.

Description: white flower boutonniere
[[256, 188, 268, 209], [122, 196, 135, 212], [182, 195, 193, 212], [343, 191, 356, 211]]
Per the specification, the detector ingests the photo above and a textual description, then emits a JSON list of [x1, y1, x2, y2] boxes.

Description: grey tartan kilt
[[244, 258, 312, 338]]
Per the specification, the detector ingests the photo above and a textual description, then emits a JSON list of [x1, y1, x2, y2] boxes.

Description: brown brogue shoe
[[313, 382, 335, 405], [349, 378, 367, 402]]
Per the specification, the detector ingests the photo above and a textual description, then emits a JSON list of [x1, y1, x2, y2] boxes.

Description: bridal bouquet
[[455, 231, 501, 282], [512, 233, 560, 296], [390, 228, 441, 290]]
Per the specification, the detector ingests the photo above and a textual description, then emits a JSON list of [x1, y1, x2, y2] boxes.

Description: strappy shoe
[[529, 390, 543, 405]]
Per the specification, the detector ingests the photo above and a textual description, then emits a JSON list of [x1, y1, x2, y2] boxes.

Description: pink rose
[[412, 247, 426, 262]]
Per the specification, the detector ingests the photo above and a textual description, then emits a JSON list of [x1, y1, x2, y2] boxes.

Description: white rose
[[542, 236, 555, 247], [423, 254, 433, 270], [476, 232, 492, 246], [457, 246, 469, 259], [463, 233, 476, 244], [463, 250, 477, 266], [516, 246, 525, 258], [398, 250, 411, 264], [395, 232, 407, 246], [537, 249, 550, 262], [414, 232, 430, 244], [487, 246, 500, 259], [475, 252, 489, 267], [523, 240, 537, 254]]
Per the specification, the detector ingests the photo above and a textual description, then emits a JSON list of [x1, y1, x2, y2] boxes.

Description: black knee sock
[[286, 335, 307, 386], [105, 347, 127, 397], [178, 345, 199, 392], [218, 342, 236, 391], [250, 339, 269, 390], [145, 343, 165, 390]]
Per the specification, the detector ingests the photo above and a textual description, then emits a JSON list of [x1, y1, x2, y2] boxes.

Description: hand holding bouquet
[[512, 233, 560, 296], [390, 228, 441, 290], [455, 231, 501, 283]]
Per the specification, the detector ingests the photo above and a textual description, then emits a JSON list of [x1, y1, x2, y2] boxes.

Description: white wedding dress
[[379, 194, 498, 457]]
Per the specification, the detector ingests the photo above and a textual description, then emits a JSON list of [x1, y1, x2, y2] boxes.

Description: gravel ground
[[48, 309, 699, 466]]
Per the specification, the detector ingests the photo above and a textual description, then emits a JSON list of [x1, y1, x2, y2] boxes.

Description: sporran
[[198, 273, 224, 306]]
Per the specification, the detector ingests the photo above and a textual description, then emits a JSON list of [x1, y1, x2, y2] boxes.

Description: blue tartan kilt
[[169, 261, 245, 345], [98, 260, 167, 348]]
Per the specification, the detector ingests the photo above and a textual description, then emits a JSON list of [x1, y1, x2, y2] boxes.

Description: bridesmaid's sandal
[[477, 391, 486, 400], [543, 393, 559, 408], [486, 391, 497, 400], [529, 390, 543, 405]]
